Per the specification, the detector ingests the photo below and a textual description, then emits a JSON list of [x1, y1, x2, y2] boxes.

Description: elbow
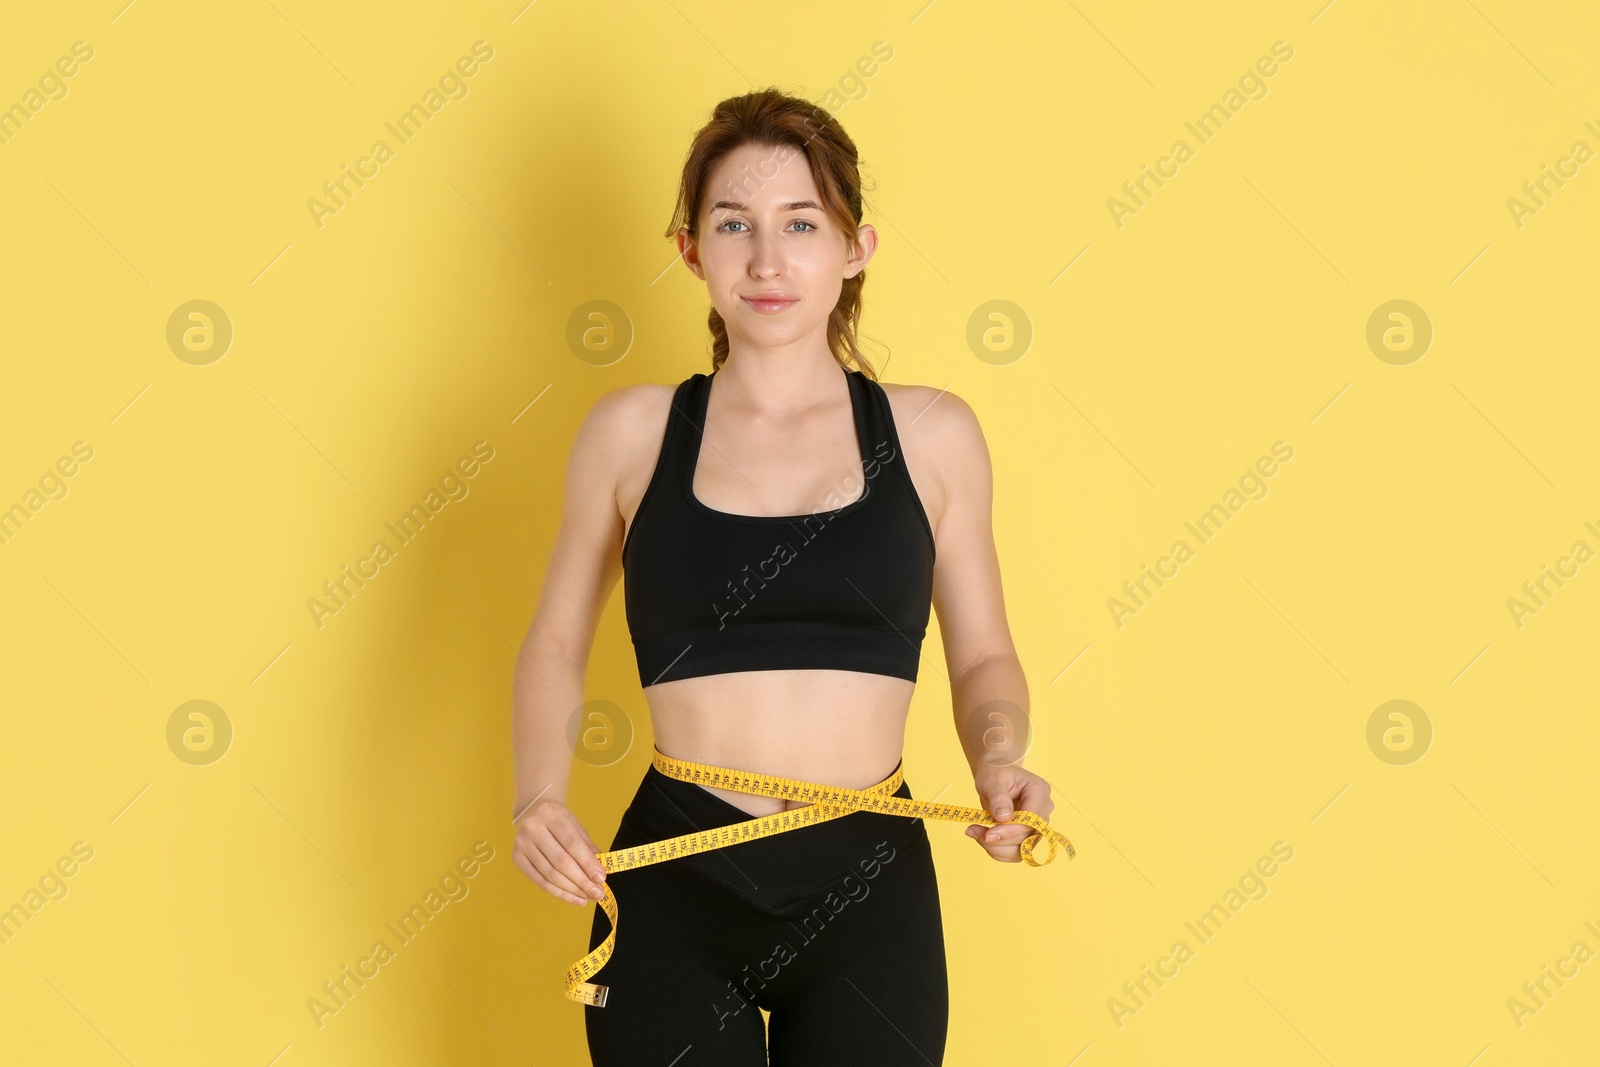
[[948, 647, 1020, 686], [514, 628, 588, 680]]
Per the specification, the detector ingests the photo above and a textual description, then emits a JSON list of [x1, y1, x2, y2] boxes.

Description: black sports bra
[[622, 366, 936, 687]]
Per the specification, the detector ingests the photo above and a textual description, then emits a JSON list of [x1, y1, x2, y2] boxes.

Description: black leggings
[[584, 762, 949, 1066]]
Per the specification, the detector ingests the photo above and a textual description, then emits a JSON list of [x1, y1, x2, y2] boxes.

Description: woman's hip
[[608, 761, 933, 914]]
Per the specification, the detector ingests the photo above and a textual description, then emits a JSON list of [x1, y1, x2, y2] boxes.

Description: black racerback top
[[622, 366, 936, 687]]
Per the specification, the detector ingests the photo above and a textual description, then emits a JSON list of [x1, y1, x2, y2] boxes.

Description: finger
[[971, 822, 1023, 850], [543, 835, 605, 901], [1017, 778, 1053, 818], [512, 848, 539, 883], [987, 780, 1018, 822], [528, 844, 595, 905], [966, 825, 1017, 844], [969, 826, 1003, 850], [554, 822, 608, 885], [524, 856, 589, 906], [982, 804, 1031, 839], [984, 823, 1031, 845]]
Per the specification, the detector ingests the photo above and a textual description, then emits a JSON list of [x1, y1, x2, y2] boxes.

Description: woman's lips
[[742, 296, 798, 313]]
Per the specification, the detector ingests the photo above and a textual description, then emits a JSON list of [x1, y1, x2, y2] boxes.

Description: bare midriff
[[645, 671, 916, 817]]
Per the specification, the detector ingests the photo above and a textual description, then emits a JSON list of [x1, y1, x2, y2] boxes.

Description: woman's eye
[[716, 219, 817, 234]]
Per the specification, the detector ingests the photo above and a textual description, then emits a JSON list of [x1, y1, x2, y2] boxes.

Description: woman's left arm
[[917, 388, 1055, 863]]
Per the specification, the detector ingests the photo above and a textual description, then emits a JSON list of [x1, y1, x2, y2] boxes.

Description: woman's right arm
[[510, 385, 645, 906]]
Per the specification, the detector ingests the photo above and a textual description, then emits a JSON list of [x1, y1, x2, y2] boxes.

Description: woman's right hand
[[514, 797, 608, 906]]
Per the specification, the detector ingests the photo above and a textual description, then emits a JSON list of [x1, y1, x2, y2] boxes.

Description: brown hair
[[664, 88, 880, 379]]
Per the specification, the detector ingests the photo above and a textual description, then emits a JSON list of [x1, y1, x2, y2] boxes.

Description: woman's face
[[679, 141, 875, 353]]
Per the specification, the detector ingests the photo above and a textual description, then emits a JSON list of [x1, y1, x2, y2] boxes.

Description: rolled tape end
[[566, 982, 610, 1008]]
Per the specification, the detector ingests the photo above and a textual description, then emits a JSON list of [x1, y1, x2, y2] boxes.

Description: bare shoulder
[[570, 379, 688, 532], [589, 379, 674, 425], [877, 380, 989, 535], [878, 380, 987, 461], [570, 380, 675, 464]]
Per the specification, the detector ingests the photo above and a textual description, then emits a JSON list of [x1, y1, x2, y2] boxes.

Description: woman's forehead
[[703, 148, 819, 209]]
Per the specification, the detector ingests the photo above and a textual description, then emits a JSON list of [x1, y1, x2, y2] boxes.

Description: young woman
[[511, 88, 1060, 1066]]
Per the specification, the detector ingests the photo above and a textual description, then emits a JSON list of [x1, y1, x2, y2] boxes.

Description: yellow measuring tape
[[565, 749, 1076, 1007]]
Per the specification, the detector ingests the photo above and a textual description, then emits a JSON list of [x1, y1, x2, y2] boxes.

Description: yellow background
[[2, 0, 1597, 1063]]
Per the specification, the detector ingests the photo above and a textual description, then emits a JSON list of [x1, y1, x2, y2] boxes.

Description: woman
[[511, 88, 1059, 1066]]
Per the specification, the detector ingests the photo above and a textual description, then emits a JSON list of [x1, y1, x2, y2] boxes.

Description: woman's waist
[[644, 665, 914, 712], [646, 689, 913, 795]]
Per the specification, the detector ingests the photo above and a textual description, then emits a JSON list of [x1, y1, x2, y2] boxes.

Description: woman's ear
[[844, 223, 878, 279], [677, 228, 706, 280]]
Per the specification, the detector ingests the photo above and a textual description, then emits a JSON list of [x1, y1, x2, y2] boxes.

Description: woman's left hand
[[965, 763, 1055, 862]]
